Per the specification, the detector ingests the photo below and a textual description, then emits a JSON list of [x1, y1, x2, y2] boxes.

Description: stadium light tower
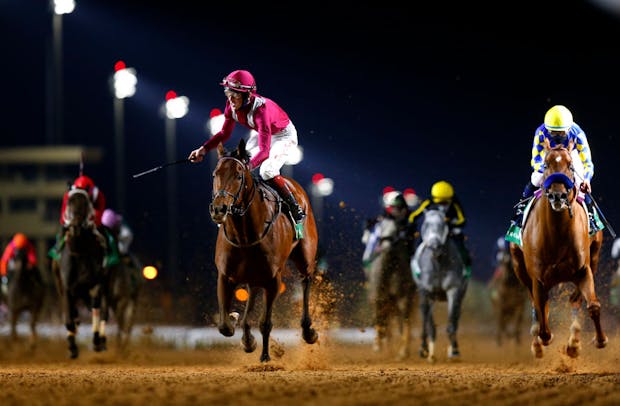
[[49, 0, 75, 145], [111, 60, 137, 214], [163, 90, 189, 276]]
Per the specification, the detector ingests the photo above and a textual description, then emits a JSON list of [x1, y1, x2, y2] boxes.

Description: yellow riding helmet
[[431, 181, 454, 203], [544, 105, 573, 131]]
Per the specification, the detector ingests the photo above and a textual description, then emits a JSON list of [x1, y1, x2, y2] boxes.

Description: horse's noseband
[[543, 172, 575, 214]]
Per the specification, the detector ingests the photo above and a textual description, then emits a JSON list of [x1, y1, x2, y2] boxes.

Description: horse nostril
[[561, 193, 567, 200]]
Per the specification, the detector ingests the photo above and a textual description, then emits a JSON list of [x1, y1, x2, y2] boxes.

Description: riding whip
[[587, 193, 616, 239], [132, 158, 190, 179]]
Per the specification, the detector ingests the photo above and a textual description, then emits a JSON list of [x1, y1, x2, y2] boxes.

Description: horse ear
[[217, 142, 225, 158], [543, 137, 551, 151], [568, 139, 575, 151]]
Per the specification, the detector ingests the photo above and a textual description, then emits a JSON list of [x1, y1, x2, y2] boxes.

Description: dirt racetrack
[[1, 321, 620, 406]]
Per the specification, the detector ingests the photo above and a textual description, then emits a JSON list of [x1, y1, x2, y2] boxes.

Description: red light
[[210, 108, 223, 118], [165, 90, 177, 101], [312, 173, 324, 184], [114, 60, 126, 72], [383, 186, 395, 195]]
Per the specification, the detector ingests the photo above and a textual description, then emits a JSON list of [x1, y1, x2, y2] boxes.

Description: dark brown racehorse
[[510, 139, 607, 358], [52, 189, 107, 358], [210, 139, 319, 362]]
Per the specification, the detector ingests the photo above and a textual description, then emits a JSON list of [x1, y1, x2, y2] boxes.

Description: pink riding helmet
[[220, 70, 257, 93], [102, 208, 122, 230]]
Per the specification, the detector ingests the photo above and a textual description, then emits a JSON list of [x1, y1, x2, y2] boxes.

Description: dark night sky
[[2, 0, 620, 287]]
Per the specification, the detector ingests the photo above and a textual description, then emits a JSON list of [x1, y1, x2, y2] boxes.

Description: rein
[[212, 156, 280, 248]]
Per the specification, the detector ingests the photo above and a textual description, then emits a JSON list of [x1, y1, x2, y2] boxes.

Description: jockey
[[188, 69, 305, 240], [1, 233, 37, 295], [408, 180, 472, 277], [509, 105, 600, 234]]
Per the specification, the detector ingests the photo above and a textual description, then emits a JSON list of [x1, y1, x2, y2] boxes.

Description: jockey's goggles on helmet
[[224, 88, 242, 97]]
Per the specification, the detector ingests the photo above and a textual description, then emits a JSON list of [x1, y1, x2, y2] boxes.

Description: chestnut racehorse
[[509, 139, 607, 358], [209, 139, 319, 362]]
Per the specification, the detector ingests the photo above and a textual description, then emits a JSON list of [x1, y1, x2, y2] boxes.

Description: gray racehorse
[[410, 208, 468, 362], [362, 210, 416, 360]]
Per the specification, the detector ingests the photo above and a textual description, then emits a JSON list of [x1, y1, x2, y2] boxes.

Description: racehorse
[[488, 244, 527, 346], [509, 140, 607, 358], [362, 214, 416, 359], [52, 188, 107, 358], [410, 208, 468, 362], [209, 139, 319, 362], [7, 247, 46, 348]]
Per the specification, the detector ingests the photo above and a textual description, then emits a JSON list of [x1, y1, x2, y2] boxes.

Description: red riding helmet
[[220, 70, 257, 93], [73, 175, 98, 200], [12, 233, 28, 249]]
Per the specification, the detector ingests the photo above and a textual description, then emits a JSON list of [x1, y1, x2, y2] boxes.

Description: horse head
[[64, 189, 96, 251], [420, 209, 449, 250], [209, 139, 253, 224], [542, 139, 576, 212]]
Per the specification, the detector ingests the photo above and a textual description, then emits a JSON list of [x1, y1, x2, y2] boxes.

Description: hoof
[[302, 328, 318, 344], [260, 352, 271, 363], [566, 344, 580, 358], [531, 338, 543, 359], [93, 332, 107, 352], [68, 336, 79, 359], [447, 345, 460, 359], [218, 324, 235, 337], [419, 346, 429, 358], [426, 355, 436, 364], [592, 335, 608, 349], [242, 336, 257, 353]]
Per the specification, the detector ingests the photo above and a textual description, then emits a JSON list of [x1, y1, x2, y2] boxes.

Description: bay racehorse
[[7, 246, 46, 348], [209, 139, 319, 362], [509, 139, 607, 358], [410, 207, 468, 362], [362, 212, 416, 359], [52, 188, 107, 358]]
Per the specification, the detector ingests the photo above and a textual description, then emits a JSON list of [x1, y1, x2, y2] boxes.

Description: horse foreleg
[[446, 288, 464, 359], [216, 274, 235, 337], [532, 282, 552, 346], [396, 296, 414, 360], [300, 276, 318, 344], [241, 286, 257, 353], [91, 288, 106, 352], [259, 280, 278, 363], [577, 267, 608, 349], [566, 303, 582, 358]]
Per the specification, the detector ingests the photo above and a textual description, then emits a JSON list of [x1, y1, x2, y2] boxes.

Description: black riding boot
[[268, 175, 305, 239]]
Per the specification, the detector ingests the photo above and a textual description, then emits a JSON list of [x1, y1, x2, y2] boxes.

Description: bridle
[[542, 149, 577, 217], [210, 157, 257, 217], [211, 156, 279, 247]]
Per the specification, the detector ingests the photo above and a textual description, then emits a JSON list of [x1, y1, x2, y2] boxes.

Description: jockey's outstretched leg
[[267, 175, 305, 240]]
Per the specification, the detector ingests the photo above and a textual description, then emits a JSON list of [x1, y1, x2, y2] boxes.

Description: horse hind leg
[[300, 276, 318, 344], [577, 267, 608, 349], [446, 289, 464, 360], [258, 280, 279, 363]]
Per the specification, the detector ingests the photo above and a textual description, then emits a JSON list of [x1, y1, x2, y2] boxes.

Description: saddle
[[506, 189, 603, 247], [255, 176, 297, 229]]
